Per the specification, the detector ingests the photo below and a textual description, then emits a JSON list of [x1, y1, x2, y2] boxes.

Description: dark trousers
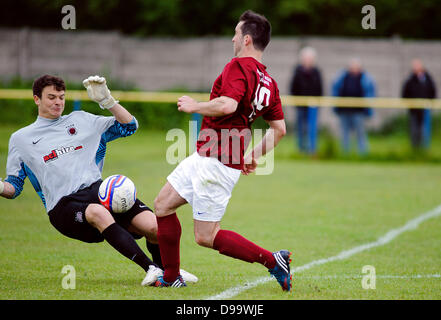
[[409, 109, 428, 149]]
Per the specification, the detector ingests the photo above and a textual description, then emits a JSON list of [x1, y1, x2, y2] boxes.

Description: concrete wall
[[1, 28, 441, 133]]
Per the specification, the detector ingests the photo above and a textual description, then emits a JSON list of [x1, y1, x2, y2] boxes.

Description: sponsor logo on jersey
[[256, 69, 272, 85], [43, 145, 83, 163]]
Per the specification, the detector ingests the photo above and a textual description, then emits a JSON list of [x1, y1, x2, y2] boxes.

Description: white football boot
[[142, 265, 164, 286], [141, 265, 198, 286], [180, 269, 198, 283]]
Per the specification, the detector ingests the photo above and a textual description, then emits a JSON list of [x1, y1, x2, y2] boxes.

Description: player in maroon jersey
[[153, 10, 292, 291]]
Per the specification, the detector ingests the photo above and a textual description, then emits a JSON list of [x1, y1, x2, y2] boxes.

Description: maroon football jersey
[[196, 57, 284, 169]]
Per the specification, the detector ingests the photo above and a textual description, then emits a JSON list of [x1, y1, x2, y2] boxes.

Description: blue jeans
[[409, 109, 431, 149], [295, 107, 318, 154], [338, 113, 368, 155]]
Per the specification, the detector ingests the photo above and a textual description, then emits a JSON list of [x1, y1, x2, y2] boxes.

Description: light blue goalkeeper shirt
[[5, 110, 138, 212]]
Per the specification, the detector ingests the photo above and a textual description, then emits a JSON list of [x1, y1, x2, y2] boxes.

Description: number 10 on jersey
[[250, 83, 271, 120]]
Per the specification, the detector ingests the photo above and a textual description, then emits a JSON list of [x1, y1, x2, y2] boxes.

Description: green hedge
[[0, 77, 194, 130], [0, 98, 192, 131], [0, 77, 276, 131], [2, 0, 441, 39]]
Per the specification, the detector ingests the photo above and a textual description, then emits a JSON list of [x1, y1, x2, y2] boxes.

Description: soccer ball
[[98, 175, 137, 213]]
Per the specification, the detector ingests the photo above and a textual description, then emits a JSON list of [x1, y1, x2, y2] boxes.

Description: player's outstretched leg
[[210, 229, 293, 292], [86, 204, 158, 273], [268, 250, 293, 292]]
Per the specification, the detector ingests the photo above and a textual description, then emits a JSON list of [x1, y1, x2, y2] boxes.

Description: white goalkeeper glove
[[0, 178, 4, 195], [82, 75, 118, 110]]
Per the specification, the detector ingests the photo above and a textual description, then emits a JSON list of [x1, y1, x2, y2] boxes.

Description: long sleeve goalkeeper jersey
[[5, 110, 138, 213]]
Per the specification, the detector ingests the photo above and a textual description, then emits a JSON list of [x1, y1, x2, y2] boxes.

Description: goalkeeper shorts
[[48, 180, 153, 243]]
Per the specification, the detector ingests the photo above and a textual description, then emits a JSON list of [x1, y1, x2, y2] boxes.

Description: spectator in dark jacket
[[289, 47, 323, 155], [332, 58, 376, 155], [402, 59, 436, 149]]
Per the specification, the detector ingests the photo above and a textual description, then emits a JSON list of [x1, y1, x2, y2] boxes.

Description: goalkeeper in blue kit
[[0, 74, 196, 286]]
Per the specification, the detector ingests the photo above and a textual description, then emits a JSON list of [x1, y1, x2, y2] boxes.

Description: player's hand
[[177, 96, 198, 113], [0, 178, 4, 194], [83, 75, 118, 110], [241, 157, 257, 175]]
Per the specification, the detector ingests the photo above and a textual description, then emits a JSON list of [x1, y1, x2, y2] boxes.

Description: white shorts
[[167, 152, 241, 222]]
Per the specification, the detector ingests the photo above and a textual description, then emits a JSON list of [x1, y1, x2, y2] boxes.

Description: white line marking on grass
[[205, 204, 441, 300], [296, 274, 441, 280]]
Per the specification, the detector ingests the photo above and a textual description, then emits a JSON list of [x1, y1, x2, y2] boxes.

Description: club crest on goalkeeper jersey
[[5, 110, 138, 212]]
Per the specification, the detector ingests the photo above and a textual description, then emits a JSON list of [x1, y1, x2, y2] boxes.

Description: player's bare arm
[[107, 103, 134, 124], [242, 119, 286, 175], [83, 75, 134, 124], [177, 95, 238, 117], [0, 179, 15, 199]]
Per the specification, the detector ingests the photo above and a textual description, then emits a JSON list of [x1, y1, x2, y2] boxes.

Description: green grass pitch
[[1, 124, 440, 300]]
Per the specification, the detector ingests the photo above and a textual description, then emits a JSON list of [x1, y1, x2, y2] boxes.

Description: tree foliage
[[1, 0, 440, 39]]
